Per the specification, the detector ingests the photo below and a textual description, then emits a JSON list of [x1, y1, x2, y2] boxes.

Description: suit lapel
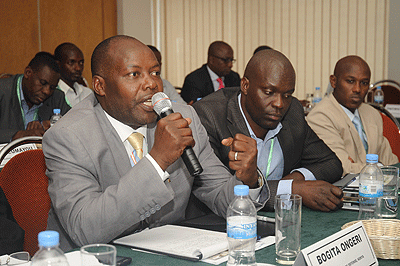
[[359, 103, 378, 154], [201, 64, 215, 96], [226, 92, 250, 137], [93, 100, 132, 177], [330, 94, 366, 161]]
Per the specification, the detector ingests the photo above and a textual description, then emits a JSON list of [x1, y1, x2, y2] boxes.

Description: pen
[[256, 215, 275, 223]]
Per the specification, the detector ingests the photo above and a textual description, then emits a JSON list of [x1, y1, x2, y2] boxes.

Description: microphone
[[152, 92, 203, 176]]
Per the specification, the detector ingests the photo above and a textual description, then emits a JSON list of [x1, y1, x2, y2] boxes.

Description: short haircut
[[147, 45, 159, 54], [91, 35, 136, 77], [28, 52, 60, 73], [253, 45, 272, 55], [54, 42, 81, 61]]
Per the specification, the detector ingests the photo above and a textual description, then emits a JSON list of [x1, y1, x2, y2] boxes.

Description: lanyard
[[265, 138, 275, 179], [16, 75, 39, 127]]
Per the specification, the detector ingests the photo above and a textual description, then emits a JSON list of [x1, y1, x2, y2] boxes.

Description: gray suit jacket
[[43, 93, 269, 251], [0, 75, 70, 143], [193, 87, 343, 210]]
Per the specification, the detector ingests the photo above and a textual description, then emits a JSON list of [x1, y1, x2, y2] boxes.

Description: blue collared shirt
[[18, 78, 42, 128], [238, 94, 315, 195]]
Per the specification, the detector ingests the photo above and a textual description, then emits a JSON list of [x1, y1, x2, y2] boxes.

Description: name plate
[[293, 221, 378, 266]]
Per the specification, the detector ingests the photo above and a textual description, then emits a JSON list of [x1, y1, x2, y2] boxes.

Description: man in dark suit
[[193, 49, 344, 211], [0, 52, 70, 143], [181, 41, 240, 104]]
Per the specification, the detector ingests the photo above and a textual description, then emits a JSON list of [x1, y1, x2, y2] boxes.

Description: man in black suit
[[193, 49, 344, 212], [181, 41, 240, 104]]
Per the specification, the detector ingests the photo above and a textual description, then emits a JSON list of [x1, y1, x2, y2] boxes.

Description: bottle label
[[227, 219, 256, 239], [374, 95, 384, 103], [312, 97, 322, 104], [359, 183, 383, 198]]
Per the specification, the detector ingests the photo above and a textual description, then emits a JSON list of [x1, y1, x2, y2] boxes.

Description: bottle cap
[[53, 109, 61, 114], [38, 230, 59, 247], [316, 87, 320, 90], [366, 154, 379, 163], [234, 185, 249, 196]]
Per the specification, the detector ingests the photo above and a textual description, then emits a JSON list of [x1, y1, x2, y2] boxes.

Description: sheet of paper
[[202, 236, 275, 265], [114, 225, 228, 260]]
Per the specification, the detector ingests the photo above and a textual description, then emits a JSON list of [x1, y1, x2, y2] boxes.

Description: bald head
[[91, 35, 139, 77], [54, 43, 82, 61], [331, 55, 371, 113], [240, 50, 295, 139], [207, 41, 235, 77], [333, 55, 370, 79], [244, 49, 295, 84]]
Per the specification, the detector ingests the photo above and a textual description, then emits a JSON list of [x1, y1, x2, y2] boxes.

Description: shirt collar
[[206, 65, 224, 82], [339, 103, 360, 122], [103, 110, 147, 142], [237, 93, 282, 141]]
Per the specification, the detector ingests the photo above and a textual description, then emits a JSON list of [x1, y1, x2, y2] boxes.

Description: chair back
[[380, 113, 400, 160], [0, 149, 50, 256], [367, 79, 400, 105], [368, 103, 400, 160], [0, 136, 43, 168]]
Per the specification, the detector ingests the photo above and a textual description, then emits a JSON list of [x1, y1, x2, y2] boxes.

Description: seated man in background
[[43, 35, 269, 251], [181, 41, 240, 104], [307, 55, 398, 174], [0, 52, 70, 143], [147, 45, 186, 104], [54, 42, 93, 107], [193, 49, 344, 212]]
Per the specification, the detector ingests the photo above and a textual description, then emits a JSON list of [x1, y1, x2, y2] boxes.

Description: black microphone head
[[152, 92, 172, 116]]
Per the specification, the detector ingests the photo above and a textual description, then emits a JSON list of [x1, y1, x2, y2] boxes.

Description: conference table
[[111, 207, 399, 265]]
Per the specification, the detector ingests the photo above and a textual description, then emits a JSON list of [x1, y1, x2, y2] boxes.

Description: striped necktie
[[127, 132, 144, 161], [217, 78, 224, 90], [352, 116, 368, 153]]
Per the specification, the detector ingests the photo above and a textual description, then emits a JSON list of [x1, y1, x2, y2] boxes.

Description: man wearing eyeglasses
[[181, 41, 240, 104]]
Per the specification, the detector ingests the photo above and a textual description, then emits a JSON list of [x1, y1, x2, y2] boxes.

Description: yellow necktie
[[127, 132, 144, 160]]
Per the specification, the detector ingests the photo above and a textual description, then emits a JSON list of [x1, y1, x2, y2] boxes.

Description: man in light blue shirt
[[194, 49, 343, 212]]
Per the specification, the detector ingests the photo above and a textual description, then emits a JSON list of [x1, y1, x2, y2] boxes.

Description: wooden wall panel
[[0, 1, 39, 74], [159, 0, 389, 99], [40, 0, 117, 87], [0, 0, 116, 86]]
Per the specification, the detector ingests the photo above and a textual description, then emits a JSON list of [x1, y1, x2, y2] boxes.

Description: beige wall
[[117, 0, 399, 99], [117, 0, 153, 45]]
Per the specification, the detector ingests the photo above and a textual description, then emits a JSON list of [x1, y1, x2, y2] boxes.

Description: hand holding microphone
[[151, 92, 203, 176]]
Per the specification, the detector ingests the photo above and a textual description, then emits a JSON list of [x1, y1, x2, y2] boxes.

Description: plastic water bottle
[[312, 87, 322, 106], [373, 86, 384, 106], [50, 109, 62, 127], [31, 231, 70, 266], [358, 154, 384, 220], [227, 185, 257, 266]]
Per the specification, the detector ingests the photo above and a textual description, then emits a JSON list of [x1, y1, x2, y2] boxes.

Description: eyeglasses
[[212, 55, 236, 64], [0, 252, 30, 265]]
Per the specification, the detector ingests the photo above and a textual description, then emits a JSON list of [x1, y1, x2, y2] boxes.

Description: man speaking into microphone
[[43, 35, 270, 251]]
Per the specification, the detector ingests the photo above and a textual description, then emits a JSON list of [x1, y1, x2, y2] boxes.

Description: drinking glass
[[275, 194, 302, 265], [81, 244, 116, 266]]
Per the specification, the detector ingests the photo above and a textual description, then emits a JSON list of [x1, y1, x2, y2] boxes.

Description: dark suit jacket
[[0, 75, 71, 143], [180, 64, 241, 103], [193, 87, 343, 210]]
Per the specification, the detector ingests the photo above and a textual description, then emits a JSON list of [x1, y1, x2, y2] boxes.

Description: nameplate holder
[[293, 221, 378, 266]]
